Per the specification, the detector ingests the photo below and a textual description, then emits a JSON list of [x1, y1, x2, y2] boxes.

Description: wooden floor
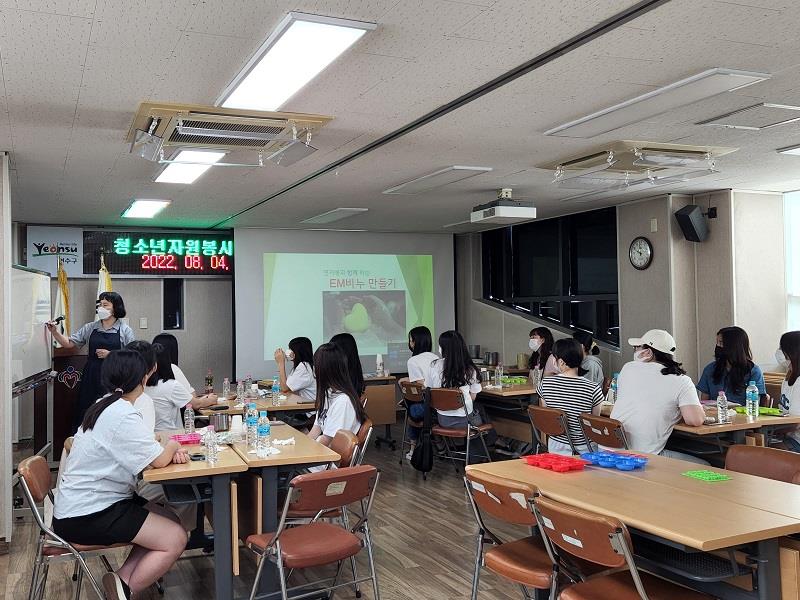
[[3, 424, 523, 599]]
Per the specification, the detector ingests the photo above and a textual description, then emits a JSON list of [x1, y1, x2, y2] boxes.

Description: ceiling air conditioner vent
[[167, 119, 287, 148]]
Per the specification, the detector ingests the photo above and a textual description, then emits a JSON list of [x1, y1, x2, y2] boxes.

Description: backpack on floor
[[410, 388, 434, 475]]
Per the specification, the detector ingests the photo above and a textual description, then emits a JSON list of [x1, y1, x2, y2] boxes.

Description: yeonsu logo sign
[[26, 227, 84, 278]]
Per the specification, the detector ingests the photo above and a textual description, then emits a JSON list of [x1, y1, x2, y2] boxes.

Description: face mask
[[97, 307, 112, 320], [634, 349, 650, 362], [438, 346, 442, 356], [776, 348, 790, 369], [714, 346, 725, 361], [529, 339, 541, 352], [287, 351, 295, 361]]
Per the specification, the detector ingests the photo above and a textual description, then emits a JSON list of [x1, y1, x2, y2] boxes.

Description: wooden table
[[477, 384, 537, 444], [231, 424, 340, 597], [466, 458, 800, 599], [672, 413, 800, 442], [145, 433, 248, 600], [198, 394, 315, 416], [479, 383, 536, 398]]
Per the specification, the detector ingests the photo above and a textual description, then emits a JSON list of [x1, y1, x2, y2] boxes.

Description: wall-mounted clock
[[629, 236, 653, 270]]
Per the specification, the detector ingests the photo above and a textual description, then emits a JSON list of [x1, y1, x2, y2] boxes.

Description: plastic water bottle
[[204, 425, 218, 464], [204, 369, 214, 395], [494, 362, 504, 387], [257, 411, 271, 458], [236, 380, 245, 401], [271, 378, 280, 406], [246, 402, 258, 451], [745, 380, 760, 420], [717, 390, 730, 424], [222, 377, 231, 400], [184, 404, 195, 433], [607, 373, 619, 404]]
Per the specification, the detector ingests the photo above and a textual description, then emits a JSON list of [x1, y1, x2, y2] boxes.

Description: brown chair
[[528, 405, 579, 455], [601, 377, 612, 397], [726, 445, 800, 483], [464, 471, 556, 600], [430, 388, 494, 471], [355, 418, 374, 466], [579, 413, 629, 450], [330, 430, 359, 469], [246, 465, 381, 600], [16, 455, 125, 600], [532, 495, 712, 600], [398, 380, 425, 465]]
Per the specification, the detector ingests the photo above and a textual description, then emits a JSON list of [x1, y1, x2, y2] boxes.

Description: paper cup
[[231, 415, 244, 432]]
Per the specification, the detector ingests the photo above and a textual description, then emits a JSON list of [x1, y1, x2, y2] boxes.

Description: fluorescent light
[[121, 199, 171, 219], [155, 150, 226, 184], [777, 144, 800, 156], [218, 12, 376, 111], [383, 166, 493, 195], [545, 68, 770, 138], [301, 208, 368, 224]]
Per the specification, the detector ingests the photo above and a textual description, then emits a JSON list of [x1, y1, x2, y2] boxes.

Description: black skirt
[[53, 495, 149, 546]]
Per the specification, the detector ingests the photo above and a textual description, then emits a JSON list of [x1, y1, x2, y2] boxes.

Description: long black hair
[[330, 332, 365, 396], [780, 331, 800, 387], [313, 343, 368, 424], [82, 350, 147, 431], [98, 291, 126, 319], [147, 342, 175, 386], [438, 330, 482, 388], [126, 340, 156, 373], [712, 326, 754, 396], [153, 333, 179, 365], [573, 331, 599, 356], [645, 345, 687, 376], [408, 326, 433, 356], [288, 337, 314, 370], [528, 327, 554, 370]]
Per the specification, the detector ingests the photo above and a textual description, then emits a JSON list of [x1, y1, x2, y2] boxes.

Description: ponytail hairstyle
[[646, 345, 687, 376], [573, 331, 600, 356], [313, 343, 367, 425], [81, 350, 148, 431]]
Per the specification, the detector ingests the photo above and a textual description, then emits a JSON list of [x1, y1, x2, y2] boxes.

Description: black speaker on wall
[[674, 205, 709, 242]]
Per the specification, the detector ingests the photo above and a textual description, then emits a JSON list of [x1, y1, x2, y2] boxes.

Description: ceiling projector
[[470, 189, 537, 224]]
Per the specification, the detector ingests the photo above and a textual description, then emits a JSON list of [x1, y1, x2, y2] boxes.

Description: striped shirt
[[537, 374, 603, 447]]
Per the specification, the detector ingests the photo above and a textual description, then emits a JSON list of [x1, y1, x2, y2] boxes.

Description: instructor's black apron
[[72, 325, 122, 432]]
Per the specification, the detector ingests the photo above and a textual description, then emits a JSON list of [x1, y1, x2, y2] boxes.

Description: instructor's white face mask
[[96, 307, 112, 320], [776, 348, 790, 369], [529, 338, 541, 352], [634, 349, 651, 362]]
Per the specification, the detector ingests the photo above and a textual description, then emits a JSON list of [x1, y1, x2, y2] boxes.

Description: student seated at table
[[697, 326, 766, 406], [572, 331, 604, 385], [53, 350, 188, 600], [777, 332, 800, 452], [125, 341, 158, 433], [538, 338, 603, 455], [147, 344, 215, 432], [330, 332, 366, 398], [152, 333, 217, 403], [425, 330, 494, 441], [307, 343, 367, 447], [528, 327, 559, 380], [610, 329, 706, 463], [401, 326, 439, 458], [274, 337, 317, 402]]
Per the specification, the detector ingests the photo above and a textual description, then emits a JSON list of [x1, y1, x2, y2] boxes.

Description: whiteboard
[[11, 266, 52, 385]]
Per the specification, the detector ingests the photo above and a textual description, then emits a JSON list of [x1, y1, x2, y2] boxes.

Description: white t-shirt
[[318, 391, 361, 439], [780, 379, 800, 443], [146, 378, 193, 432], [171, 364, 195, 395], [286, 361, 316, 403], [132, 392, 156, 434], [424, 359, 482, 417], [54, 399, 163, 519], [610, 360, 701, 454], [407, 352, 439, 383]]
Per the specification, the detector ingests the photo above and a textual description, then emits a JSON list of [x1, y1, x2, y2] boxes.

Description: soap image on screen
[[323, 291, 406, 351]]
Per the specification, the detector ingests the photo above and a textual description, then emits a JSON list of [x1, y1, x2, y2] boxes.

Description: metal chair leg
[[364, 523, 380, 600], [470, 532, 483, 600], [71, 560, 79, 581], [100, 554, 114, 573], [27, 540, 44, 600], [399, 412, 408, 466], [36, 564, 49, 600], [73, 567, 83, 600], [342, 511, 361, 598], [465, 432, 472, 469], [276, 545, 290, 600], [480, 433, 492, 463], [249, 550, 270, 600]]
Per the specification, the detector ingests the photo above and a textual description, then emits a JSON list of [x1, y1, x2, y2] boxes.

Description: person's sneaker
[[102, 572, 130, 600]]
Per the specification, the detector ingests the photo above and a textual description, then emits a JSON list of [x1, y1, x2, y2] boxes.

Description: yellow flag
[[53, 257, 71, 347], [96, 254, 113, 320]]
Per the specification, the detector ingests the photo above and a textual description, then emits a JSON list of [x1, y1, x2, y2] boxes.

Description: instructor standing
[[47, 292, 134, 432]]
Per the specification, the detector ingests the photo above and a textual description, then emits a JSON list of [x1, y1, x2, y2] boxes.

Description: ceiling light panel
[[155, 150, 226, 184], [121, 199, 171, 219], [777, 144, 800, 156], [545, 68, 770, 138], [697, 103, 800, 130], [383, 166, 493, 195], [218, 12, 376, 111], [301, 208, 368, 224]]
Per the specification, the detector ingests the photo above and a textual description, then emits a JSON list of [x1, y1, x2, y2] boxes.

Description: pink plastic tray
[[170, 433, 201, 445], [521, 453, 589, 472]]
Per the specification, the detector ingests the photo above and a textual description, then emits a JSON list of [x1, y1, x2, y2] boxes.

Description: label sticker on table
[[470, 481, 486, 493], [541, 516, 555, 530], [326, 482, 347, 496], [509, 492, 527, 509]]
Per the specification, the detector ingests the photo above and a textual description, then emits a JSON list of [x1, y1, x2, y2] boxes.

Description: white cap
[[627, 329, 677, 355]]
